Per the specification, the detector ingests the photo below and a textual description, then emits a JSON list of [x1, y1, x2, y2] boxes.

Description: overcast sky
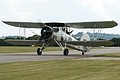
[[0, 0, 120, 37]]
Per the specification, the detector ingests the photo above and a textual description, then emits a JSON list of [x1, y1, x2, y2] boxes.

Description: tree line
[[0, 35, 120, 47]]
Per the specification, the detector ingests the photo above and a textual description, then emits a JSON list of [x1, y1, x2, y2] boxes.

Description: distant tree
[[0, 39, 4, 46], [110, 38, 120, 47], [27, 35, 41, 40], [97, 38, 105, 40], [0, 39, 13, 46], [5, 36, 24, 40]]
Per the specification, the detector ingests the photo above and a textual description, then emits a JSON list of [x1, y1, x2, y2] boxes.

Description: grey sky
[[0, 0, 120, 37]]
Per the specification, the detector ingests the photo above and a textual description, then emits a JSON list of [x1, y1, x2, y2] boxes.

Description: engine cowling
[[41, 26, 53, 40]]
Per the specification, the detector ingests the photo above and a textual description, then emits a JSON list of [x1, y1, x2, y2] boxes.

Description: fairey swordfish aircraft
[[2, 21, 118, 55]]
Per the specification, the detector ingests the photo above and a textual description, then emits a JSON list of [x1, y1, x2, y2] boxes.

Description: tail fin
[[80, 33, 91, 53], [80, 33, 90, 41]]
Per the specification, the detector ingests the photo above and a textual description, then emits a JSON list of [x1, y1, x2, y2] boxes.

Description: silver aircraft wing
[[2, 21, 45, 28], [5, 40, 40, 46], [66, 40, 113, 47], [65, 21, 118, 28], [3, 21, 118, 29]]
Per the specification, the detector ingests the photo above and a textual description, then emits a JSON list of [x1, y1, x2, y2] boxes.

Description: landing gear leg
[[64, 48, 69, 56], [54, 39, 69, 56]]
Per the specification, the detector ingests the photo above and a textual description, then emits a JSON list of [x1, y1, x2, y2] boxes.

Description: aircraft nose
[[41, 26, 53, 40]]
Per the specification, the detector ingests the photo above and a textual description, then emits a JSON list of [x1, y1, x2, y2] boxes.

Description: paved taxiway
[[0, 47, 120, 63]]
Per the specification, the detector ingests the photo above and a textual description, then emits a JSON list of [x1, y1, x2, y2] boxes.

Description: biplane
[[2, 20, 118, 55]]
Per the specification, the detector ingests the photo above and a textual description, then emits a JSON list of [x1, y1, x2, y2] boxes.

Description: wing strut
[[97, 28, 102, 40], [92, 23, 102, 41], [24, 28, 26, 40], [19, 24, 21, 40], [92, 24, 96, 41], [65, 24, 67, 48], [19, 24, 26, 40]]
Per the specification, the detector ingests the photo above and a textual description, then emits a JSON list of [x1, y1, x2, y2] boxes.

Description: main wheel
[[37, 48, 42, 55], [82, 51, 84, 55], [63, 49, 69, 56]]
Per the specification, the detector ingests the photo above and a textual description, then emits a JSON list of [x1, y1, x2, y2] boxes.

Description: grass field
[[0, 47, 120, 80], [0, 60, 120, 80], [0, 46, 61, 53], [95, 53, 120, 58]]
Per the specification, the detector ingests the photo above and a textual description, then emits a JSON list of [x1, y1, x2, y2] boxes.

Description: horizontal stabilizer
[[66, 40, 113, 47], [5, 40, 40, 46]]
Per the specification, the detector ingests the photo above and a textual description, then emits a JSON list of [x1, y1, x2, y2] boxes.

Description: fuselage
[[40, 26, 77, 42], [40, 26, 90, 53], [52, 27, 77, 41]]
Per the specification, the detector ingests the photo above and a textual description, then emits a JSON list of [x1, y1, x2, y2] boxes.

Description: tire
[[63, 49, 69, 56], [82, 51, 84, 55], [37, 48, 42, 55]]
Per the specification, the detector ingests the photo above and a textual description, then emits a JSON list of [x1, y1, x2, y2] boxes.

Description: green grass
[[0, 46, 62, 53], [95, 53, 120, 58], [0, 60, 120, 80]]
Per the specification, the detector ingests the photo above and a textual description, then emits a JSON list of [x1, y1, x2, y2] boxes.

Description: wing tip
[[2, 21, 9, 24], [2, 21, 5, 23], [112, 20, 118, 27]]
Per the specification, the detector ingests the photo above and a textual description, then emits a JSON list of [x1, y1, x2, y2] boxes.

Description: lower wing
[[5, 40, 40, 46], [66, 40, 113, 47]]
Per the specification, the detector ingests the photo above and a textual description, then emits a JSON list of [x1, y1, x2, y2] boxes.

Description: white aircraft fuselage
[[40, 26, 90, 54], [52, 27, 77, 41]]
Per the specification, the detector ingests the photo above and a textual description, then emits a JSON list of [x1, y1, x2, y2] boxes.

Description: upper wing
[[2, 21, 45, 28], [66, 40, 113, 47], [3, 20, 118, 29], [65, 21, 118, 28]]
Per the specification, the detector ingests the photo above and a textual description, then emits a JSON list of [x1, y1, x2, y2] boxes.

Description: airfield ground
[[0, 47, 120, 80], [0, 60, 120, 80], [0, 47, 120, 63]]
